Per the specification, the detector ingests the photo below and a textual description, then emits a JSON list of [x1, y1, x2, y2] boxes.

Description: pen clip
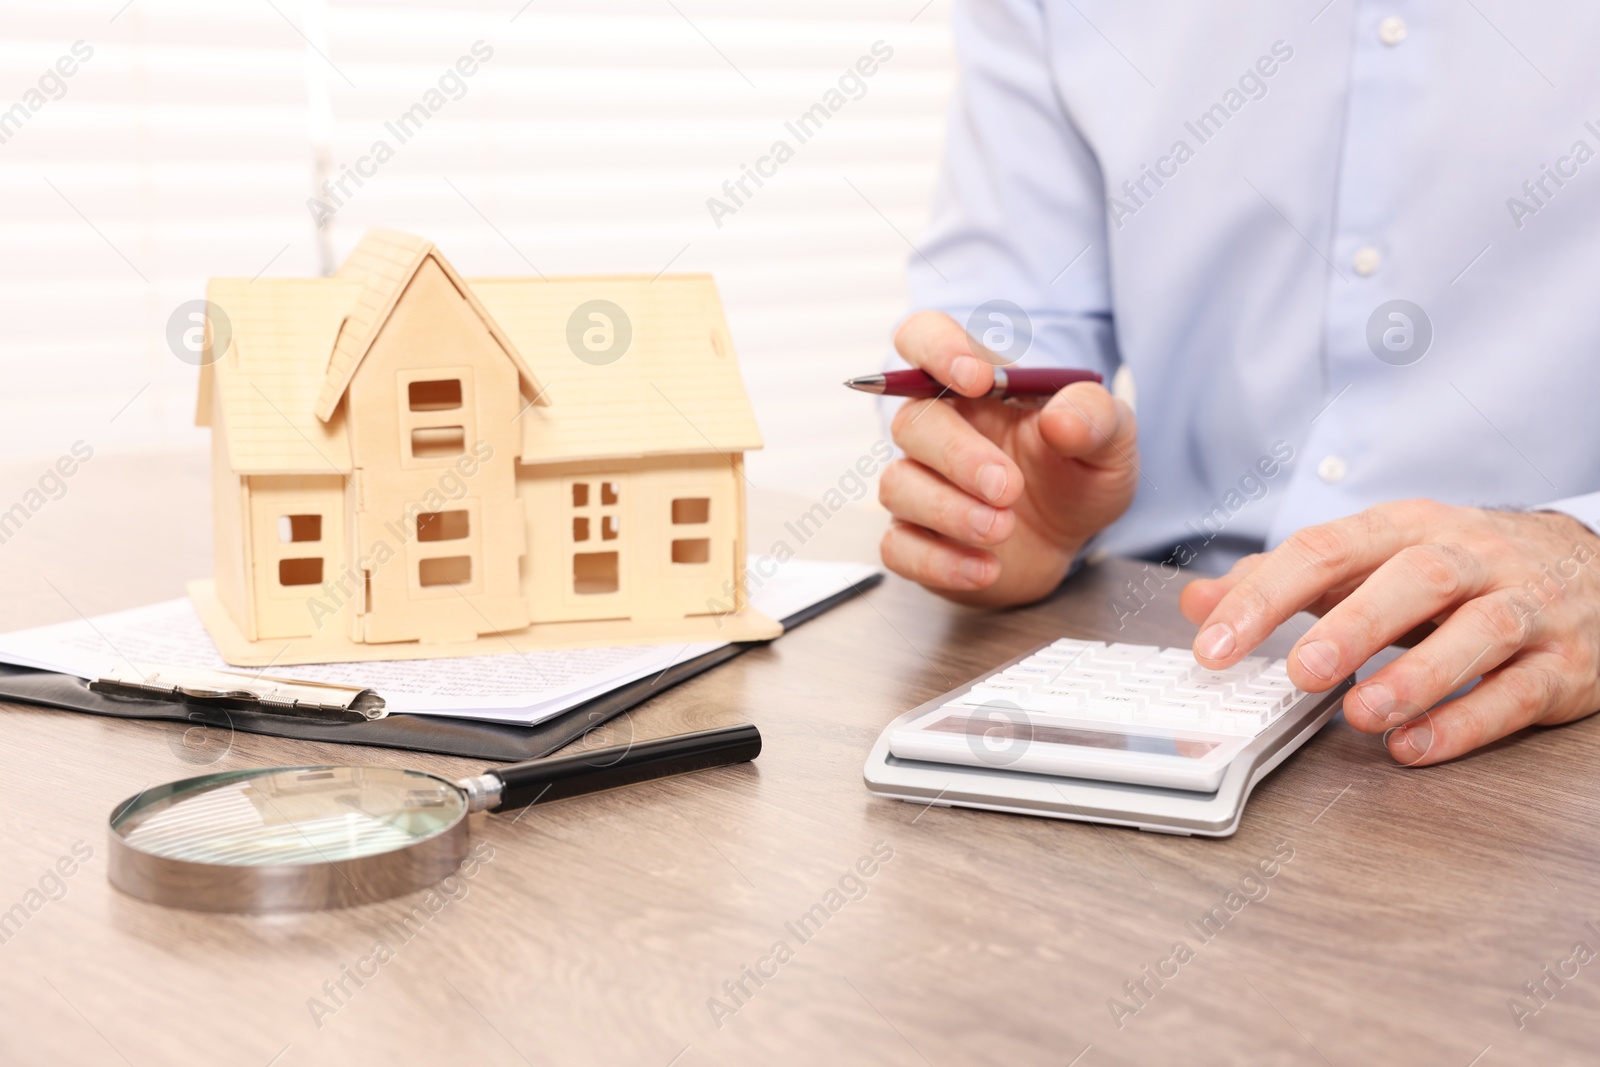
[[89, 664, 387, 723]]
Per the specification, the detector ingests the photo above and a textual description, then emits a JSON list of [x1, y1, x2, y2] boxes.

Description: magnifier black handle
[[487, 723, 762, 810]]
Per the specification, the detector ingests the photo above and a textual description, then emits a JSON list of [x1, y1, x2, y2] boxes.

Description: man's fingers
[[893, 310, 995, 398], [880, 520, 999, 591], [1184, 557, 1365, 624], [1191, 500, 1444, 671], [1384, 657, 1567, 766], [1036, 383, 1138, 469], [1341, 587, 1539, 731], [891, 395, 1023, 508], [878, 459, 1015, 547], [1285, 543, 1490, 692], [1180, 554, 1267, 624]]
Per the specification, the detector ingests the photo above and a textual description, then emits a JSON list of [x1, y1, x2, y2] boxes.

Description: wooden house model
[[190, 228, 779, 666]]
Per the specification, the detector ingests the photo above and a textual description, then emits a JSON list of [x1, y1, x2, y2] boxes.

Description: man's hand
[[879, 311, 1140, 607], [1180, 500, 1600, 765]]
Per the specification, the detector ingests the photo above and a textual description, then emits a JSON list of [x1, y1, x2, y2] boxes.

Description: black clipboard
[[0, 575, 880, 762]]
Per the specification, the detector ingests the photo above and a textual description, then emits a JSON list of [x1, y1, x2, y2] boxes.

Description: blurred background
[[1, 0, 955, 500]]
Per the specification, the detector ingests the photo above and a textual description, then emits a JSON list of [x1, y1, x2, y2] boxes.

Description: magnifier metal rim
[[108, 765, 472, 914]]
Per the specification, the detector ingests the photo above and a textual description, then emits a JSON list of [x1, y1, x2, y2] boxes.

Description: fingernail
[[968, 504, 998, 536], [1295, 640, 1340, 681], [950, 356, 982, 392], [976, 464, 1008, 503], [1394, 721, 1432, 764], [958, 557, 988, 586], [1354, 682, 1398, 722], [1195, 623, 1235, 662]]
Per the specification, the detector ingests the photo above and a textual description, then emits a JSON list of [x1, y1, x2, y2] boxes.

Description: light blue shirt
[[904, 0, 1600, 568]]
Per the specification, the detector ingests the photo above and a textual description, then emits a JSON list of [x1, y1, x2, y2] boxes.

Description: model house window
[[403, 373, 472, 461], [671, 496, 710, 564], [672, 498, 710, 524], [419, 556, 471, 587], [573, 552, 619, 594], [408, 379, 462, 411], [416, 510, 469, 542], [274, 515, 323, 588], [571, 479, 622, 594], [277, 514, 321, 543], [671, 539, 710, 564], [279, 558, 323, 586], [410, 426, 465, 459]]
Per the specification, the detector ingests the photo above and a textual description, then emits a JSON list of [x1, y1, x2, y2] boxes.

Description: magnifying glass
[[108, 723, 761, 914]]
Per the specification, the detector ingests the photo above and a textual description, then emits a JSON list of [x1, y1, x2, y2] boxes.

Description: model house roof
[[474, 274, 763, 464], [196, 230, 761, 475], [199, 277, 360, 475]]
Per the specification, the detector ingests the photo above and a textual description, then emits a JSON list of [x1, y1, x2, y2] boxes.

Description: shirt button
[[1352, 246, 1383, 276], [1317, 455, 1348, 484], [1379, 16, 1408, 45]]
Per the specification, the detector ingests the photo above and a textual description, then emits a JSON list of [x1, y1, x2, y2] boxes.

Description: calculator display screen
[[925, 714, 1224, 759]]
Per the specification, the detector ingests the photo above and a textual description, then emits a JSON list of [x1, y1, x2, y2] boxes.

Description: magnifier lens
[[109, 766, 471, 912], [113, 766, 465, 865]]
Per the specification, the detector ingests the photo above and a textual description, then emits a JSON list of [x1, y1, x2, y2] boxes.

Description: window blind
[[0, 0, 956, 502]]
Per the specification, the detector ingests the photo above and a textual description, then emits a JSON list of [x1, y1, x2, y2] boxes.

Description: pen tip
[[843, 375, 885, 394]]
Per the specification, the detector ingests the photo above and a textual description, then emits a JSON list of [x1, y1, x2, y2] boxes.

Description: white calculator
[[863, 638, 1350, 836]]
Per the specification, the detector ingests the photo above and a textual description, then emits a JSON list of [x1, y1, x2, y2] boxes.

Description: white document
[[0, 557, 878, 725]]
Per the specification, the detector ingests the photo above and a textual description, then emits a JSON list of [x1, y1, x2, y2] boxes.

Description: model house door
[[356, 489, 529, 644], [658, 479, 733, 617]]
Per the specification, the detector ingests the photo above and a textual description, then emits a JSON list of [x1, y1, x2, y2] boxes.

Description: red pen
[[843, 366, 1103, 400]]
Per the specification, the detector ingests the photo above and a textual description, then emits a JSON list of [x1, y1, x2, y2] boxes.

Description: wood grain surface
[[0, 448, 1596, 1067]]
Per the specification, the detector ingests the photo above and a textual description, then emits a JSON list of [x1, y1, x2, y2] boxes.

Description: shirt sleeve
[[899, 0, 1119, 377]]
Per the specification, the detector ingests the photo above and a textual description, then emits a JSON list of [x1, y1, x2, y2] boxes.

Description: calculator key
[[1173, 681, 1234, 698], [1219, 699, 1277, 725], [1044, 674, 1106, 693], [1083, 695, 1140, 720], [1164, 701, 1218, 722], [1240, 686, 1294, 712], [1213, 707, 1271, 732], [1129, 667, 1191, 683], [1011, 692, 1088, 715], [1143, 662, 1196, 676]]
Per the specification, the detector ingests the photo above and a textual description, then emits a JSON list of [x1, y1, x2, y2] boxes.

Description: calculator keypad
[[956, 639, 1310, 736]]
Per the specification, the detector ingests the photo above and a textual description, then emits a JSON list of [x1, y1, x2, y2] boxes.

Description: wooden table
[[1, 448, 1596, 1066]]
